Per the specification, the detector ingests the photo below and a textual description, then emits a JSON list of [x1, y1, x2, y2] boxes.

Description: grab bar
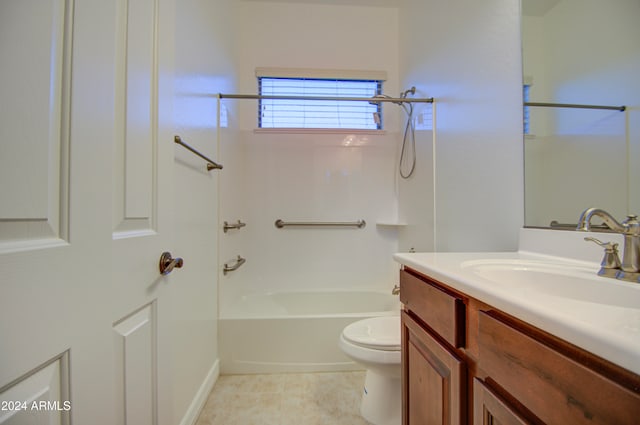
[[223, 255, 246, 275], [174, 135, 223, 171], [223, 220, 246, 233], [274, 219, 366, 229]]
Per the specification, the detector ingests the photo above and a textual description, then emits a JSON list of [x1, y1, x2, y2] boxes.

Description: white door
[[0, 1, 176, 424]]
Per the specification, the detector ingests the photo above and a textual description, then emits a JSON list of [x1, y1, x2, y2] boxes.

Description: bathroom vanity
[[395, 249, 640, 425]]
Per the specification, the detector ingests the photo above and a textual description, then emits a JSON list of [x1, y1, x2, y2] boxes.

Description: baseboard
[[179, 358, 220, 425]]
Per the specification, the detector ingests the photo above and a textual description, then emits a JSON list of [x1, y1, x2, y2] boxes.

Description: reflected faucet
[[577, 208, 640, 282]]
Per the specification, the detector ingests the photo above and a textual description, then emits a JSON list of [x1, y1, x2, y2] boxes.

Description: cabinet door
[[401, 311, 465, 425], [473, 379, 530, 425]]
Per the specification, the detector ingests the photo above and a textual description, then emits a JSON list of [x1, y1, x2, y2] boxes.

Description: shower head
[[401, 86, 416, 99]]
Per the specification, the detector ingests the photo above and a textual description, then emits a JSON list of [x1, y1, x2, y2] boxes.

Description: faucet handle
[[584, 237, 621, 270], [623, 214, 640, 235]]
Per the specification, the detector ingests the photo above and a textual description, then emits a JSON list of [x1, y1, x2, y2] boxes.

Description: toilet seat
[[342, 316, 400, 351]]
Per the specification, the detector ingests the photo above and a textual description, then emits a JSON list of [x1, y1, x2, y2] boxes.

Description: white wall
[[233, 1, 402, 130], [218, 0, 527, 307], [522, 0, 640, 225], [218, 2, 403, 308], [398, 0, 524, 251], [219, 132, 400, 307], [172, 0, 236, 423]]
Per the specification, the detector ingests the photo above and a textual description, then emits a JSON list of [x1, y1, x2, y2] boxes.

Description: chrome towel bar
[[223, 255, 246, 275], [174, 135, 223, 171], [274, 219, 366, 229]]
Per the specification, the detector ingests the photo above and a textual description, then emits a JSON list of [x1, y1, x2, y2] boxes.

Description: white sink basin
[[461, 259, 640, 309]]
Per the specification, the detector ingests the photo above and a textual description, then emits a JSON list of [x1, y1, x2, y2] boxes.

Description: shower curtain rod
[[218, 93, 434, 104], [525, 101, 626, 111]]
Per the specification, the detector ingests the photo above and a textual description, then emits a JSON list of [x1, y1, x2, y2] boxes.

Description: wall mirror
[[521, 0, 640, 229]]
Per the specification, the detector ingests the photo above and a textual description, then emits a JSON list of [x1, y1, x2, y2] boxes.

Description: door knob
[[159, 252, 184, 275]]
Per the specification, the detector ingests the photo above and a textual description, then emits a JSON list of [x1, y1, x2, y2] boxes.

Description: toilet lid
[[342, 316, 401, 351]]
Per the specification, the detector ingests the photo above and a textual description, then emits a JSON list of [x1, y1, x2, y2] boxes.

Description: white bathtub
[[219, 290, 400, 374]]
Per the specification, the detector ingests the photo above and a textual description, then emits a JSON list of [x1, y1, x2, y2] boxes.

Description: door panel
[[110, 0, 175, 422], [0, 0, 175, 423], [112, 0, 174, 422], [0, 352, 70, 425], [113, 0, 159, 235], [113, 303, 157, 425], [0, 0, 71, 248], [0, 0, 80, 390]]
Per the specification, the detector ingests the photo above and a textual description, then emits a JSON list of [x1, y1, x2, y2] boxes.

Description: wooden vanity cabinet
[[399, 266, 640, 425], [400, 269, 467, 425]]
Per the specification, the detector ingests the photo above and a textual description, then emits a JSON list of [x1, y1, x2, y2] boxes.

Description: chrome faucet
[[577, 208, 640, 282]]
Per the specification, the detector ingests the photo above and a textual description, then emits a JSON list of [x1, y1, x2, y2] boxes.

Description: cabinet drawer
[[400, 269, 465, 348], [479, 311, 640, 425]]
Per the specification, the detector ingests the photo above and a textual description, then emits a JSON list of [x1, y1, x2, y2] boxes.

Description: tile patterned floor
[[195, 371, 371, 425]]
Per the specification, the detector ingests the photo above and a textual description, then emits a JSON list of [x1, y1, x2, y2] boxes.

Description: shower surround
[[218, 125, 405, 372]]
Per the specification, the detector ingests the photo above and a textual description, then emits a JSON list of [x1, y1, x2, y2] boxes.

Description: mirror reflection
[[521, 0, 640, 229]]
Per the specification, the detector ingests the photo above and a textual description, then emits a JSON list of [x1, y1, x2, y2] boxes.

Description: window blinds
[[523, 84, 531, 134], [258, 77, 383, 130]]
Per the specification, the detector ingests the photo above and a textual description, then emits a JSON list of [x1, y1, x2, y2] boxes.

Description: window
[[523, 82, 532, 135], [258, 77, 383, 130], [523, 84, 531, 134]]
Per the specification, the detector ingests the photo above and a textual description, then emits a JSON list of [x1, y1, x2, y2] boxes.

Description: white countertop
[[393, 250, 640, 375]]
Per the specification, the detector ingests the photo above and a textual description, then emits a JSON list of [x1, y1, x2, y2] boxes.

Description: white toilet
[[339, 315, 401, 425]]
